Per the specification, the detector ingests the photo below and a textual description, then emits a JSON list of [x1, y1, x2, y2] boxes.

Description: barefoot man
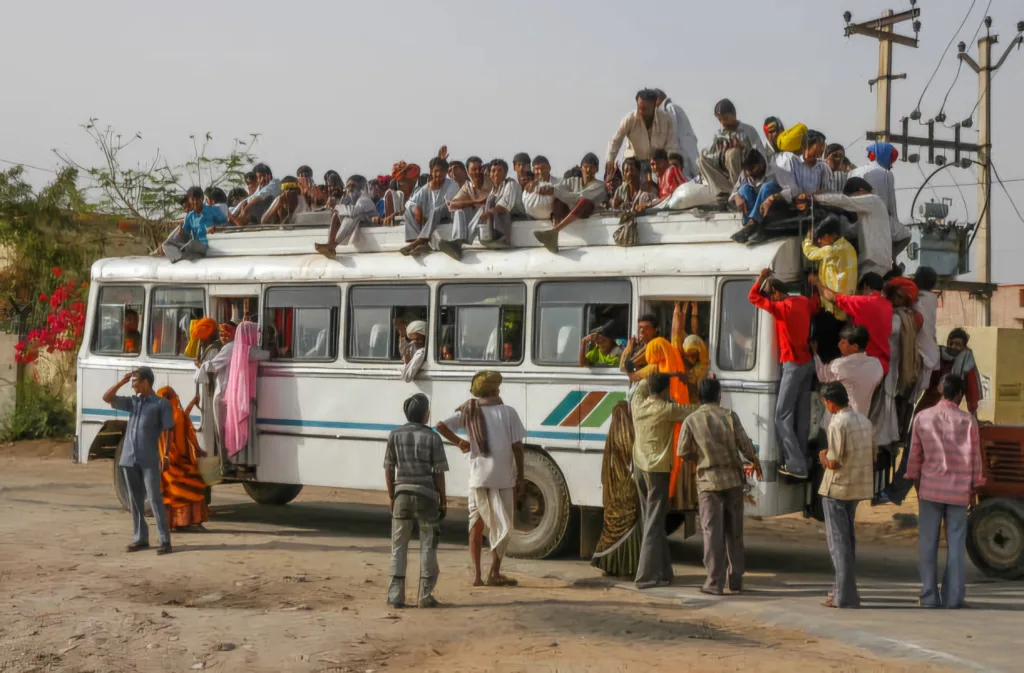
[[436, 371, 525, 587]]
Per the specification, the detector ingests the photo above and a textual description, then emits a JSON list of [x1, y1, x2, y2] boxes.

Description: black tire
[[507, 450, 572, 559], [113, 435, 152, 516], [967, 498, 1024, 580], [242, 482, 304, 506]]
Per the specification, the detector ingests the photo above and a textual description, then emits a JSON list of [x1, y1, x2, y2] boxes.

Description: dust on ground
[[0, 442, 945, 672]]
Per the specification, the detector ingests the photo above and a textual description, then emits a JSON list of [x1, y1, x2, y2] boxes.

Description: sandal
[[485, 575, 518, 587], [823, 599, 838, 609], [314, 243, 337, 259]]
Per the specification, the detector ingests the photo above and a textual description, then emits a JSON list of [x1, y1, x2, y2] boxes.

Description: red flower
[[80, 281, 88, 289], [38, 294, 47, 302], [52, 267, 62, 277], [14, 342, 24, 351]]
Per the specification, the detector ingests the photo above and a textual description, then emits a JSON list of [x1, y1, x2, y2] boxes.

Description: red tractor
[[967, 425, 1024, 579]]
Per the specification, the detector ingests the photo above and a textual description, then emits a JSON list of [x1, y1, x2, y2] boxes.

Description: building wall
[[936, 284, 1024, 329]]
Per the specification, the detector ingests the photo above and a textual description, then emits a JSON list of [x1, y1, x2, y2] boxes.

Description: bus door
[[636, 277, 714, 357], [207, 285, 261, 474]]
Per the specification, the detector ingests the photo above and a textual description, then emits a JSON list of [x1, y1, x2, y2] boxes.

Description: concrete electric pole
[[957, 22, 1024, 318]]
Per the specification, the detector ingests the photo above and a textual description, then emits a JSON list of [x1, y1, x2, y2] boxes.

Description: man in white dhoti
[[436, 371, 525, 587]]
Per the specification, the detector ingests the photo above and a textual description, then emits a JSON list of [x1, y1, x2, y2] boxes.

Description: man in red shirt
[[749, 268, 817, 479], [814, 272, 892, 375]]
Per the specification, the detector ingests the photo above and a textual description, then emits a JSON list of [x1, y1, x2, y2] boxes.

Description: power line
[[895, 176, 1024, 191], [913, 0, 977, 114], [991, 160, 1024, 227], [937, 0, 991, 120], [0, 157, 57, 174]]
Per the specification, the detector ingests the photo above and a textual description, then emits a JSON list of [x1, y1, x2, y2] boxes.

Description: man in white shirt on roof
[[697, 98, 765, 196], [231, 163, 281, 225], [605, 89, 681, 181], [814, 176, 893, 279], [654, 89, 700, 181], [402, 157, 461, 257], [438, 159, 521, 261]]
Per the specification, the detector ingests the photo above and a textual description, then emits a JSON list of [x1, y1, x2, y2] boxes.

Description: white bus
[[75, 210, 805, 558]]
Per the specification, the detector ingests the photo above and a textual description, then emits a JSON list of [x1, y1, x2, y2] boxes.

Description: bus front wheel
[[508, 449, 572, 560], [243, 482, 304, 506]]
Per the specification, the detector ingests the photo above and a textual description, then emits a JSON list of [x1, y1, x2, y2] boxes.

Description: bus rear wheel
[[508, 450, 572, 560], [967, 498, 1024, 580], [243, 482, 304, 506]]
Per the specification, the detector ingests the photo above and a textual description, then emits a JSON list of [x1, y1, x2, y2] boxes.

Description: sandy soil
[[0, 441, 944, 672]]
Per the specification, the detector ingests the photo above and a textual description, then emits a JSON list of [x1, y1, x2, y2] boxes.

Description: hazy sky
[[2, 0, 1023, 282]]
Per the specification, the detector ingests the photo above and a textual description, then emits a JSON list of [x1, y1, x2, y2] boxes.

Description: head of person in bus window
[[502, 342, 515, 362], [448, 160, 467, 187], [244, 171, 258, 196], [428, 157, 449, 190], [637, 313, 658, 344], [489, 159, 509, 186], [532, 156, 552, 183], [837, 324, 869, 358], [219, 321, 237, 345], [591, 327, 619, 356], [123, 309, 141, 353], [580, 153, 600, 185], [440, 343, 454, 360], [406, 320, 427, 351]]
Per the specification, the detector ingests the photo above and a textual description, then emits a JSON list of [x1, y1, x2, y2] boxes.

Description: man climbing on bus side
[[747, 268, 816, 480], [436, 372, 525, 587], [384, 393, 449, 609], [678, 378, 761, 595]]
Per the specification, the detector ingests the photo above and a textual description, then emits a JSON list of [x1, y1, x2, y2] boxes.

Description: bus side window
[[92, 286, 146, 356], [437, 283, 525, 364], [347, 284, 429, 361], [265, 286, 341, 361], [717, 279, 757, 372], [534, 280, 631, 367], [149, 286, 206, 358]]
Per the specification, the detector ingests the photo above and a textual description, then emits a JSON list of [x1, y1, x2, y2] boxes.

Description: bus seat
[[369, 323, 388, 358], [556, 326, 578, 359]]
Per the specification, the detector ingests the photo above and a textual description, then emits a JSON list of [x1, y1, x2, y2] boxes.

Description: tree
[[56, 120, 259, 248], [0, 165, 98, 330]]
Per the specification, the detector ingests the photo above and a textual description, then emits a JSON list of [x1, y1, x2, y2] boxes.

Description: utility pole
[[843, 5, 921, 140], [958, 21, 1024, 324]]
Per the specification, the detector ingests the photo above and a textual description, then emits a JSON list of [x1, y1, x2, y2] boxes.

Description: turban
[[866, 142, 898, 170], [406, 320, 427, 337], [185, 317, 219, 358], [470, 371, 502, 398], [391, 161, 421, 181], [763, 116, 784, 136], [776, 123, 808, 153], [886, 277, 919, 303], [219, 321, 237, 341], [403, 393, 430, 423]]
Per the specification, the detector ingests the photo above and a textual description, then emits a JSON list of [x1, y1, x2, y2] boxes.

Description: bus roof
[[92, 233, 802, 285]]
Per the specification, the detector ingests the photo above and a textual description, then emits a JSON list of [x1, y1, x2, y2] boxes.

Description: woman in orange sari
[[156, 386, 209, 530], [643, 337, 696, 509]]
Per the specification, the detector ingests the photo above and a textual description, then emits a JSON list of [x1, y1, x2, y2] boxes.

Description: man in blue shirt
[[103, 367, 176, 554], [161, 186, 225, 263]]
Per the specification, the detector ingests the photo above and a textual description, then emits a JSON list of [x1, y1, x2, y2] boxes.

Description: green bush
[[1, 379, 75, 441]]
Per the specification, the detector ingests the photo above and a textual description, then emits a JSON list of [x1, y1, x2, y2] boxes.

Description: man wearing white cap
[[402, 320, 428, 382]]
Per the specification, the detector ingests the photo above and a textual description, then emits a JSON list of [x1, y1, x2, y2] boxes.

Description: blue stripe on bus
[[83, 407, 201, 422], [83, 408, 605, 443], [540, 390, 585, 426]]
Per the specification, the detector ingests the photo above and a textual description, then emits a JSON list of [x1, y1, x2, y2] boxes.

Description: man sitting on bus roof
[[261, 177, 311, 226], [401, 157, 460, 257], [314, 175, 380, 259], [231, 163, 280, 225], [533, 152, 608, 254], [437, 159, 521, 261], [447, 156, 492, 249], [522, 155, 557, 221], [697, 99, 763, 197], [606, 89, 681, 181]]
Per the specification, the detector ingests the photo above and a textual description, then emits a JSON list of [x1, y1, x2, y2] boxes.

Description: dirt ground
[[0, 440, 944, 673]]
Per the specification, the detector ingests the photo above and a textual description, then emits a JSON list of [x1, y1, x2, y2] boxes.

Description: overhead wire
[[912, 0, 977, 117], [991, 160, 1024, 228], [938, 1, 992, 125]]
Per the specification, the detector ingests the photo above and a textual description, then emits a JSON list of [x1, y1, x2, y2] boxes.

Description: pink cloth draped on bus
[[224, 321, 259, 457]]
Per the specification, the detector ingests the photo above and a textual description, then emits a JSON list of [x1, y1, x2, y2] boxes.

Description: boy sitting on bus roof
[[437, 159, 521, 261], [314, 175, 380, 259], [401, 157, 460, 257], [533, 152, 609, 254]]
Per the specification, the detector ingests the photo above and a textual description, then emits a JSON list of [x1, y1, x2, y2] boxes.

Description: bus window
[[640, 300, 711, 344], [347, 284, 429, 361], [717, 279, 757, 371], [149, 287, 206, 358], [437, 283, 525, 364], [265, 286, 340, 360], [92, 286, 145, 356], [212, 296, 259, 327], [534, 280, 631, 366]]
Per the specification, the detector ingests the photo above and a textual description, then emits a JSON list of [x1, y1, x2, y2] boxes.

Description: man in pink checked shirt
[[906, 375, 985, 610]]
